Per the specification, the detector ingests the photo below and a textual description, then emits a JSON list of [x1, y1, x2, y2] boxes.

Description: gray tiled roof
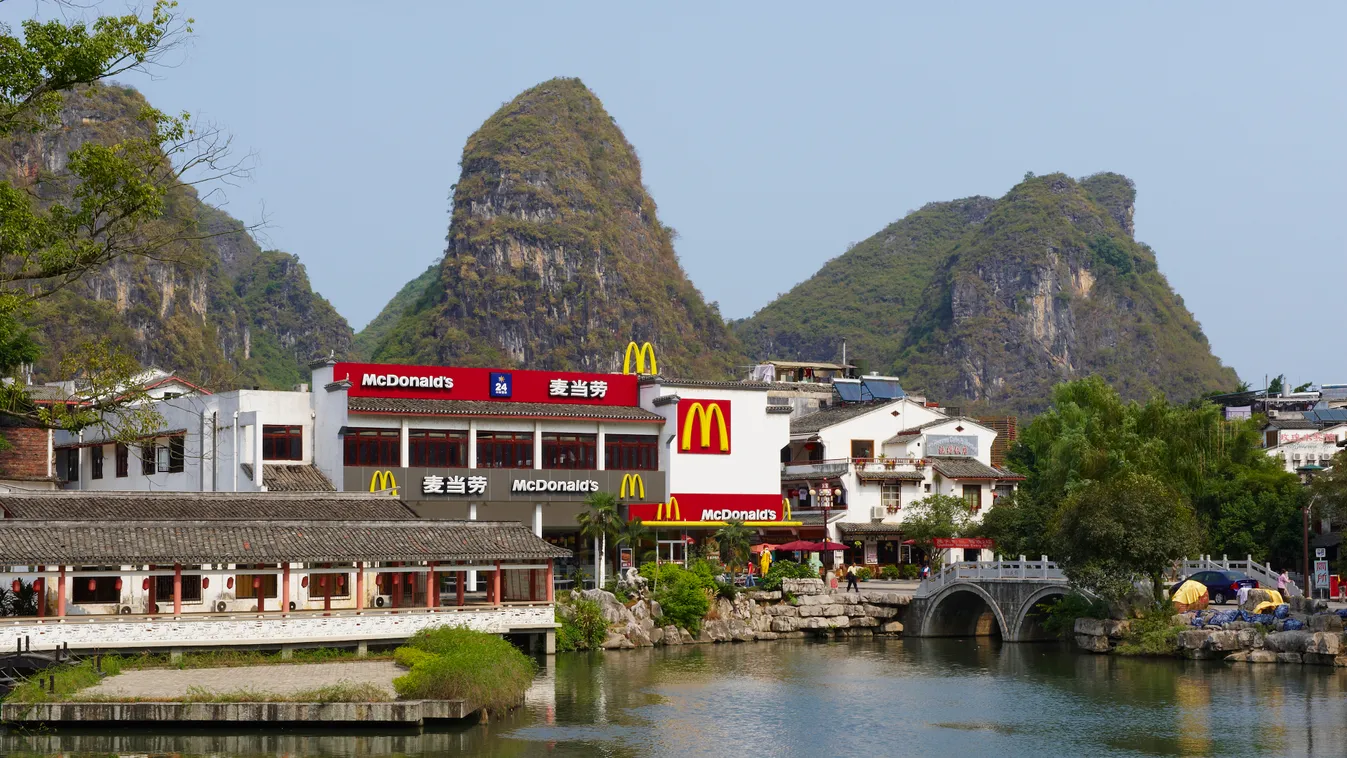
[[766, 405, 794, 414], [930, 457, 1007, 480], [239, 464, 336, 492], [0, 492, 416, 521], [638, 377, 772, 392], [790, 401, 902, 434], [838, 522, 908, 535], [1264, 418, 1323, 430], [856, 471, 926, 482], [0, 519, 571, 564], [348, 397, 663, 423]]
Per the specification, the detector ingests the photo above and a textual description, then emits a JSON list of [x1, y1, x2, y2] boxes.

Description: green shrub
[[602, 580, 632, 604], [1037, 593, 1110, 639], [900, 564, 920, 580], [1114, 605, 1185, 657], [654, 570, 711, 634], [855, 567, 873, 582], [687, 558, 721, 587], [714, 581, 738, 600], [880, 565, 902, 580], [393, 626, 536, 714], [760, 559, 818, 591], [393, 647, 437, 669], [557, 598, 607, 652]]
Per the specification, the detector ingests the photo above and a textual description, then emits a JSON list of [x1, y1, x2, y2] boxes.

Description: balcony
[[781, 457, 923, 478]]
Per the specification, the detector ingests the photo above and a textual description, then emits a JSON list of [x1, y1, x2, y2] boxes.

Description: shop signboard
[[931, 537, 995, 549], [625, 493, 792, 525], [330, 362, 639, 406], [864, 542, 877, 565], [345, 467, 666, 503], [619, 548, 634, 570], [1315, 560, 1330, 589], [926, 435, 979, 457]]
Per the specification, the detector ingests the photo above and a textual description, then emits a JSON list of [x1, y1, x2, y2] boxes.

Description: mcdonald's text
[[332, 362, 637, 405]]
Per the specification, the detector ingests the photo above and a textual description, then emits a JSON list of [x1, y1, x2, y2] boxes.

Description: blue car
[[1172, 570, 1259, 605]]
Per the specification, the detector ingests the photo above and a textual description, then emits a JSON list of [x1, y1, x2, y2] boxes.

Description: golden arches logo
[[782, 497, 792, 521], [622, 341, 658, 375], [655, 497, 682, 521], [369, 469, 398, 497], [619, 473, 646, 500], [681, 402, 729, 452]]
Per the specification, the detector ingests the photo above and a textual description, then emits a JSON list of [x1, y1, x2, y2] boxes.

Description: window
[[72, 571, 119, 603], [881, 482, 902, 513], [542, 433, 596, 470], [141, 443, 156, 476], [994, 484, 1014, 501], [850, 439, 874, 460], [410, 430, 467, 467], [308, 572, 351, 599], [65, 450, 79, 482], [262, 425, 303, 461], [236, 573, 278, 599], [606, 434, 658, 471], [344, 428, 399, 466], [476, 431, 534, 469], [963, 484, 982, 513], [91, 446, 104, 479], [166, 436, 185, 473], [115, 444, 129, 478], [154, 573, 202, 602]]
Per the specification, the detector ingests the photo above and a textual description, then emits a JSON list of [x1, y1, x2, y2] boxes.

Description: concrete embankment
[[1, 699, 476, 725]]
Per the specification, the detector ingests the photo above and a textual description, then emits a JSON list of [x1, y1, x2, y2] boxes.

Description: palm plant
[[616, 517, 651, 571], [715, 520, 752, 579], [577, 491, 622, 586]]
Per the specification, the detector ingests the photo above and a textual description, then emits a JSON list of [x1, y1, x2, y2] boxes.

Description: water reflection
[[5, 639, 1347, 757]]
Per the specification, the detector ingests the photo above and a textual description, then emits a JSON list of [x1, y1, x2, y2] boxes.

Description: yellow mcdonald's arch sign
[[622, 341, 658, 375], [681, 401, 729, 452], [619, 473, 646, 500], [782, 496, 792, 521], [369, 469, 398, 497], [655, 496, 681, 521]]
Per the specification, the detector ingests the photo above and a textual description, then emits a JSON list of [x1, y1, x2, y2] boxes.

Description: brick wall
[[0, 426, 51, 480]]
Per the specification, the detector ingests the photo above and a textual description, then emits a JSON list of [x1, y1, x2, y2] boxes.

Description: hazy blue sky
[[9, 2, 1346, 385]]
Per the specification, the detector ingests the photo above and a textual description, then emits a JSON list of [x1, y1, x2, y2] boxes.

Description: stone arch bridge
[[905, 558, 1072, 642]]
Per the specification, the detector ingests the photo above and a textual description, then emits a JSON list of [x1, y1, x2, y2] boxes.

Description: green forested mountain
[[736, 173, 1238, 415], [368, 77, 744, 377], [1, 85, 353, 388], [353, 259, 440, 359]]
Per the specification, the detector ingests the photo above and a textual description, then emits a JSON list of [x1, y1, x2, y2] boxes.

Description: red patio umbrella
[[775, 540, 817, 552], [814, 541, 847, 551], [750, 543, 779, 554]]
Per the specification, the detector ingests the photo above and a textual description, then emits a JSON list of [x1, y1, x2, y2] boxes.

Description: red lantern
[[114, 579, 122, 591], [253, 576, 262, 589], [301, 576, 309, 588], [11, 580, 20, 593], [87, 579, 96, 592], [336, 575, 344, 588], [33, 579, 42, 592], [201, 577, 209, 589], [227, 577, 234, 590], [393, 573, 401, 585], [142, 578, 150, 591], [320, 576, 327, 589]]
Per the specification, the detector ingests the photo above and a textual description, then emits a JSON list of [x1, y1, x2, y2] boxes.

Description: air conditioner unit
[[870, 506, 887, 520], [373, 595, 392, 608]]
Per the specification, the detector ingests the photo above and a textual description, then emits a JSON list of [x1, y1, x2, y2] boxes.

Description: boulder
[[880, 620, 905, 634], [850, 616, 879, 628], [1277, 652, 1303, 664], [766, 605, 798, 617], [862, 604, 898, 619], [703, 620, 732, 643], [1208, 631, 1242, 651], [820, 605, 845, 617], [1309, 614, 1344, 633], [631, 601, 652, 622], [728, 619, 757, 642], [649, 626, 665, 646], [863, 591, 910, 605], [1248, 650, 1279, 663], [1303, 652, 1339, 666], [649, 600, 662, 620], [1076, 634, 1110, 653], [1074, 618, 1106, 637], [782, 579, 825, 596], [1178, 630, 1211, 650], [679, 628, 695, 645], [797, 606, 825, 618], [1240, 589, 1281, 613], [601, 630, 636, 650], [624, 620, 653, 647], [1264, 631, 1312, 653], [579, 589, 635, 625], [1307, 632, 1341, 656], [1225, 651, 1250, 662], [756, 631, 781, 641], [662, 625, 682, 645], [794, 594, 829, 606], [1236, 629, 1262, 650], [770, 617, 798, 633], [845, 604, 867, 617], [1102, 620, 1132, 639]]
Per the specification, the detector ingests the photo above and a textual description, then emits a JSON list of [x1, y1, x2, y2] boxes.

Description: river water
[[5, 638, 1347, 757]]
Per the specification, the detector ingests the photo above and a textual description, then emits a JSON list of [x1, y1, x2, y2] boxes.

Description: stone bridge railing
[[914, 556, 1065, 599]]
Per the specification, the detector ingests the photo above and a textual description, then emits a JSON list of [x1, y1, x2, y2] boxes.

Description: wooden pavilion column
[[35, 565, 44, 619], [546, 559, 554, 603], [492, 560, 501, 607], [57, 565, 66, 618], [146, 564, 157, 616], [426, 562, 437, 610], [354, 562, 364, 614], [282, 563, 291, 616], [456, 568, 465, 607], [172, 563, 182, 617], [323, 563, 333, 614], [392, 561, 403, 609]]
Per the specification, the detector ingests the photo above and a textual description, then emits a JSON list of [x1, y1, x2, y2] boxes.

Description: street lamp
[[810, 483, 842, 566]]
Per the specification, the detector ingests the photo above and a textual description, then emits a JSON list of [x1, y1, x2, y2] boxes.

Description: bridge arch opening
[[1016, 590, 1068, 642], [924, 588, 1003, 639]]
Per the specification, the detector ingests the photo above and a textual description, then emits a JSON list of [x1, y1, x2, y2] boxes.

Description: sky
[[7, 2, 1346, 385]]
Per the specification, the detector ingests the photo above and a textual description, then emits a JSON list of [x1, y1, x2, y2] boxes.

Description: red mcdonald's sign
[[677, 399, 731, 455]]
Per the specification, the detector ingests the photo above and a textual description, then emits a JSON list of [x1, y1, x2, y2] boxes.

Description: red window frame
[[475, 432, 534, 469], [410, 430, 468, 467], [542, 433, 597, 470], [262, 425, 303, 461], [344, 428, 400, 466], [604, 434, 658, 471]]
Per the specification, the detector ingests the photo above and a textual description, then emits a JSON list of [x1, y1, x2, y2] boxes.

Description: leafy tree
[[1311, 450, 1347, 522], [902, 494, 975, 557], [714, 520, 751, 577], [0, 1, 245, 445], [1051, 472, 1199, 603], [977, 490, 1055, 558], [576, 492, 622, 586], [1293, 381, 1314, 393], [1267, 375, 1285, 396]]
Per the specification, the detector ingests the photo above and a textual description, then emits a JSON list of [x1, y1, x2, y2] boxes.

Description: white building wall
[[1266, 424, 1345, 474]]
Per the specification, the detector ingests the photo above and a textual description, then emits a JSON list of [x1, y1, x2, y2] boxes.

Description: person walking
[[1278, 569, 1289, 593], [845, 563, 860, 592]]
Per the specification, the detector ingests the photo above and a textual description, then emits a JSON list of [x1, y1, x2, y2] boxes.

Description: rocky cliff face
[[369, 78, 742, 377], [2, 85, 352, 387], [737, 172, 1238, 414]]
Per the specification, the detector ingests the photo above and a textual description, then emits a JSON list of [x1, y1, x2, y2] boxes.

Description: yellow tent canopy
[[1250, 589, 1284, 615], [1172, 579, 1209, 611]]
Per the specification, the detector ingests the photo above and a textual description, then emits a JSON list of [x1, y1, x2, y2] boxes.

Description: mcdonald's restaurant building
[[311, 356, 795, 578]]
